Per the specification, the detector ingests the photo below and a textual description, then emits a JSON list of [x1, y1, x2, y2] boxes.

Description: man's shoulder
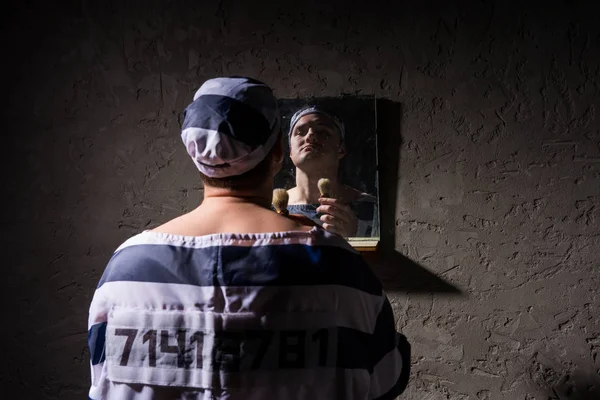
[[99, 232, 173, 286]]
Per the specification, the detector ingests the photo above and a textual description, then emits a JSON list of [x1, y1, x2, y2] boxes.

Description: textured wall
[[2, 0, 599, 399]]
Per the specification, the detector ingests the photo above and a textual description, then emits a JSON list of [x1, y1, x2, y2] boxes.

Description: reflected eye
[[294, 127, 307, 136], [294, 124, 334, 138], [313, 128, 331, 138]]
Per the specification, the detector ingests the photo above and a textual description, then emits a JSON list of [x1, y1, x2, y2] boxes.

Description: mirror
[[275, 96, 380, 251]]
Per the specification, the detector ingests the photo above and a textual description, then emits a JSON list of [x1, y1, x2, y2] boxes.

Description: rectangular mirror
[[275, 96, 380, 251]]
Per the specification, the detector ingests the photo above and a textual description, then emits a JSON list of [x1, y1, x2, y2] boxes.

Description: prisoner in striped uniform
[[87, 76, 410, 400]]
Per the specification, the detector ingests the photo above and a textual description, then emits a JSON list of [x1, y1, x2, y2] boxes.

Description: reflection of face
[[289, 113, 344, 168]]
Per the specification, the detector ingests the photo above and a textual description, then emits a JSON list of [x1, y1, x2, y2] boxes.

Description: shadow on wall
[[530, 360, 600, 400], [370, 99, 462, 295]]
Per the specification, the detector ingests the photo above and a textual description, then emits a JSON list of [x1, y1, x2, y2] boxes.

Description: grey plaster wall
[[2, 1, 599, 399]]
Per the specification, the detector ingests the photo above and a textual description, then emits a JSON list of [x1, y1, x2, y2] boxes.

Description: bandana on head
[[181, 77, 281, 178], [288, 106, 345, 142]]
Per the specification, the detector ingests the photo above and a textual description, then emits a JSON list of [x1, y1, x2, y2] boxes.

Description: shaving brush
[[272, 188, 318, 227], [317, 178, 332, 198], [272, 189, 289, 216]]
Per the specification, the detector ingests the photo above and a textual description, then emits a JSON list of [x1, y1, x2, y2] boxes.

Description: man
[[286, 106, 379, 238], [87, 77, 409, 399]]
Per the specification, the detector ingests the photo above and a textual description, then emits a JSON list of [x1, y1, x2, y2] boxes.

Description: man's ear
[[337, 142, 346, 160]]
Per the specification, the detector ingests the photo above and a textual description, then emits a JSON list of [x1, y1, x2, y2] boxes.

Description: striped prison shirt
[[88, 226, 410, 399]]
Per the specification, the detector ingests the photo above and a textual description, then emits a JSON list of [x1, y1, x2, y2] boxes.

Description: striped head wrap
[[181, 77, 281, 178]]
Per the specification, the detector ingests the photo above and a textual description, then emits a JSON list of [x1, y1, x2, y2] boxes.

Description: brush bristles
[[317, 178, 331, 198], [272, 189, 289, 215]]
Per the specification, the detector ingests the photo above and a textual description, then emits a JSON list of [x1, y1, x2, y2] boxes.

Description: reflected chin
[[298, 151, 320, 163], [303, 147, 325, 157], [291, 148, 332, 168]]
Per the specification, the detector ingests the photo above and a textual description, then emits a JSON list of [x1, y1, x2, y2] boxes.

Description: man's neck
[[201, 186, 273, 209], [293, 168, 339, 203]]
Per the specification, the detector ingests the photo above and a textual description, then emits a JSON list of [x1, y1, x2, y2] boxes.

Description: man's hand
[[317, 198, 358, 237]]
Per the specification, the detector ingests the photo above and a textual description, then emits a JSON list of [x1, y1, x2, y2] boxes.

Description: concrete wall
[[2, 0, 599, 398]]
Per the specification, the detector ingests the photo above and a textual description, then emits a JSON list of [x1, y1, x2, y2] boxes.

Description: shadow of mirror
[[374, 99, 463, 295], [274, 96, 462, 294]]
